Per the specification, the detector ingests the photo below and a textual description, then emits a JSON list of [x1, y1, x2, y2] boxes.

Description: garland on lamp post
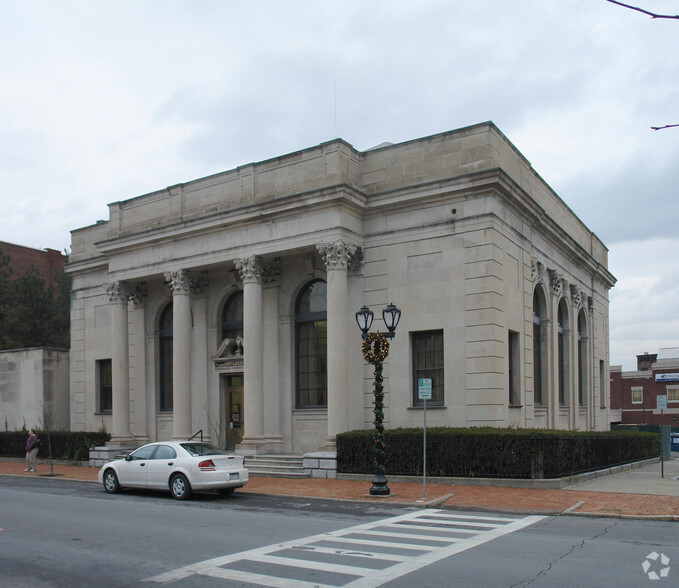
[[362, 332, 390, 495], [356, 303, 401, 497]]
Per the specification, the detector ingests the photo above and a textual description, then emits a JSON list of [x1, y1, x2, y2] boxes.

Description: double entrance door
[[224, 374, 243, 450]]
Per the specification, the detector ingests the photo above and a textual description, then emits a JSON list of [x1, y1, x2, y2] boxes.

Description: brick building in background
[[0, 241, 66, 284], [610, 348, 679, 427], [0, 241, 70, 431]]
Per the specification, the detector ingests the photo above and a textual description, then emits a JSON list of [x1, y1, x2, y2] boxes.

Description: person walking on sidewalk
[[25, 429, 39, 472]]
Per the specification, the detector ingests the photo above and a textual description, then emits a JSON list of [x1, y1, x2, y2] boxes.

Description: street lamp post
[[355, 302, 401, 496]]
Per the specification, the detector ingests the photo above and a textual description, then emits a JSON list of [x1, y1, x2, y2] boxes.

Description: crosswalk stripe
[[345, 528, 467, 542], [394, 519, 508, 529], [287, 544, 404, 562], [147, 510, 545, 586], [199, 565, 338, 588], [252, 553, 373, 576], [313, 535, 437, 552]]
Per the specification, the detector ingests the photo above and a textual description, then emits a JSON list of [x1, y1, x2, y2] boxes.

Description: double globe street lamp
[[355, 302, 401, 496]]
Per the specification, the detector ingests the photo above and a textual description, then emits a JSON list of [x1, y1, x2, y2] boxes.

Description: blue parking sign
[[418, 378, 432, 400]]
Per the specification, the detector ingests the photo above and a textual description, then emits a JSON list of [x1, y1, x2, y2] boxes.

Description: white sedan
[[98, 441, 248, 500]]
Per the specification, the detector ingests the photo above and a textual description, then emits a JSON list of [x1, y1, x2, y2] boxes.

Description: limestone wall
[[0, 348, 70, 431]]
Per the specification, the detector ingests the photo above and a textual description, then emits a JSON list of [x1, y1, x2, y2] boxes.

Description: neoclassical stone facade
[[66, 122, 616, 453]]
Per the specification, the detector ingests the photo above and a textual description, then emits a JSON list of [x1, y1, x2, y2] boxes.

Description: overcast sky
[[1, 0, 677, 370]]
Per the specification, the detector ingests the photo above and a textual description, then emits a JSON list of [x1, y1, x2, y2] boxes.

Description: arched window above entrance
[[221, 290, 243, 341]]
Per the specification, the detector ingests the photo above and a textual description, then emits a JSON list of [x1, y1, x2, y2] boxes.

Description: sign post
[[418, 378, 432, 500], [657, 395, 667, 478]]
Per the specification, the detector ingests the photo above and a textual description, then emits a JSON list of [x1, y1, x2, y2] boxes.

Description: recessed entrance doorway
[[225, 374, 243, 450]]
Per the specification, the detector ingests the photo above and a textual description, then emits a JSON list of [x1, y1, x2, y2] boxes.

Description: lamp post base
[[369, 472, 390, 496]]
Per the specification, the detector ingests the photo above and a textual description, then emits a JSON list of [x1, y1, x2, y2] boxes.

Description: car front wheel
[[103, 469, 121, 494], [170, 473, 192, 500]]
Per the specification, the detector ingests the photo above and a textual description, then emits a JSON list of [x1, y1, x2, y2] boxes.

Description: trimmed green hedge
[[337, 427, 658, 479], [0, 431, 110, 462]]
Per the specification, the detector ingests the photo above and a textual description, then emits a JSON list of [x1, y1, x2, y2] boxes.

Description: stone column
[[129, 283, 149, 443], [107, 281, 133, 445], [235, 256, 265, 452], [189, 272, 209, 438], [165, 270, 193, 441], [318, 240, 360, 449], [261, 259, 283, 451]]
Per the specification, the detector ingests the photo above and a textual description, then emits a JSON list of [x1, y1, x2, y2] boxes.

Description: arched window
[[295, 280, 327, 408], [221, 291, 243, 341], [533, 288, 547, 406], [159, 303, 173, 411]]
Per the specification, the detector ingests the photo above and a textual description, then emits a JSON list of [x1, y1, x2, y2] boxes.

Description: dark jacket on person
[[26, 434, 38, 452]]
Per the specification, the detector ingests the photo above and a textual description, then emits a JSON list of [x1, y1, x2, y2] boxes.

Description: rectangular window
[[667, 386, 679, 402], [508, 330, 520, 406], [600, 360, 606, 408], [98, 359, 112, 412], [631, 386, 643, 404], [296, 320, 327, 408], [412, 330, 444, 406], [160, 337, 173, 410]]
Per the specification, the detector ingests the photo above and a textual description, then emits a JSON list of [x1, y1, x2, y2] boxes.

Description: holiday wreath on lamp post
[[355, 303, 401, 496]]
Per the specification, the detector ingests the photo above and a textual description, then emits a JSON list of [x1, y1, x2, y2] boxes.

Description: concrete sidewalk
[[2, 457, 678, 520]]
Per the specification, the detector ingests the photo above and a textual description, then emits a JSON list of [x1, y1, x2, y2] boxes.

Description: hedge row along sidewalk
[[1, 460, 677, 520]]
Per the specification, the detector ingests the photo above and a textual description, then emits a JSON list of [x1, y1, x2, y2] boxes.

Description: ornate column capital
[[164, 270, 191, 294], [106, 281, 128, 303], [189, 270, 209, 294], [260, 258, 280, 284], [164, 270, 208, 294], [128, 282, 148, 306], [235, 256, 280, 283], [570, 284, 583, 309], [549, 269, 566, 298], [531, 257, 546, 284], [317, 240, 362, 271], [235, 256, 263, 283]]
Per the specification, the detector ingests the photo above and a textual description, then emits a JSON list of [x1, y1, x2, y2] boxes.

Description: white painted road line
[[147, 510, 545, 587]]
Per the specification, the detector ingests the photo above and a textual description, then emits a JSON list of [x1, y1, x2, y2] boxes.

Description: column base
[[321, 435, 337, 452], [235, 435, 267, 455], [108, 435, 137, 447]]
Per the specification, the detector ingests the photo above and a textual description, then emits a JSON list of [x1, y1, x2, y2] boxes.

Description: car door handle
[[140, 463, 146, 467], [167, 462, 174, 466]]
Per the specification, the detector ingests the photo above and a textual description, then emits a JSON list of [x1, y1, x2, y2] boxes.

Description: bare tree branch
[[606, 2, 679, 129], [605, 0, 679, 19]]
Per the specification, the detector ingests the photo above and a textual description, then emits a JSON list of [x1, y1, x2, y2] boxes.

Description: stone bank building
[[66, 122, 616, 455]]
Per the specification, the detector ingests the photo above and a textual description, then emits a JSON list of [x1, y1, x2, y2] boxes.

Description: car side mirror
[[124, 454, 132, 461]]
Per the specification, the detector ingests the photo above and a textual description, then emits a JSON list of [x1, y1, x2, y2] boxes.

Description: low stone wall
[[89, 446, 136, 468], [303, 451, 337, 479]]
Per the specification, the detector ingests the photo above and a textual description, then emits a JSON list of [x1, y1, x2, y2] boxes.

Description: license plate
[[229, 473, 239, 481]]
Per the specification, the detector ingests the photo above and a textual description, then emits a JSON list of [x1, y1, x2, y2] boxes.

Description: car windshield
[[180, 443, 228, 457]]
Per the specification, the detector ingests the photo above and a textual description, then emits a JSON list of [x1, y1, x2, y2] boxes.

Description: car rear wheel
[[170, 473, 192, 500], [103, 469, 121, 494]]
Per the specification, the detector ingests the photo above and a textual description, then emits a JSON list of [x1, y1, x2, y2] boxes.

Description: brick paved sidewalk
[[2, 460, 677, 519]]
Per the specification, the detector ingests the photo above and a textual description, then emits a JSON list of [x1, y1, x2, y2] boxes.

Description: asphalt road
[[1, 475, 677, 587]]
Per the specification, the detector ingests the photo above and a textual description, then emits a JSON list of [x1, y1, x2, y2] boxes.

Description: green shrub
[[337, 427, 657, 479], [0, 430, 111, 461]]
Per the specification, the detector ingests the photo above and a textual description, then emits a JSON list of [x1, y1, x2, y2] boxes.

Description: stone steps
[[243, 454, 309, 478]]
